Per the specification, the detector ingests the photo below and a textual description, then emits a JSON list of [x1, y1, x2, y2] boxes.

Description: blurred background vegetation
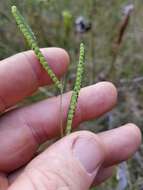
[[0, 0, 143, 189]]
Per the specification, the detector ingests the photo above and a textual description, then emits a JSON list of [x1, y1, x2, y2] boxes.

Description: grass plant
[[11, 5, 85, 136]]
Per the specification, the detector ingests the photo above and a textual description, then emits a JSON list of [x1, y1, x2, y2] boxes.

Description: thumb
[[8, 131, 105, 190]]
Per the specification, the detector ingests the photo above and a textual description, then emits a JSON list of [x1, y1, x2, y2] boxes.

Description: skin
[[0, 48, 141, 190]]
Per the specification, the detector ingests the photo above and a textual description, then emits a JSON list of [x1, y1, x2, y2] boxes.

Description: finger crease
[[22, 52, 39, 88], [24, 120, 41, 146], [28, 167, 71, 190], [0, 94, 7, 112]]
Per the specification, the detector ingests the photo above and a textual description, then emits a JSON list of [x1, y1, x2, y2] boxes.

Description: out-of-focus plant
[[62, 10, 73, 35], [107, 4, 134, 81], [61, 10, 73, 48]]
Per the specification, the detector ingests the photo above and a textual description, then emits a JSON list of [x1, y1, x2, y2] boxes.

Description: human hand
[[0, 48, 141, 190]]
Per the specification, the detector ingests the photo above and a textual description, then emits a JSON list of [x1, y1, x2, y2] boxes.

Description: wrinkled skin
[[0, 48, 141, 190]]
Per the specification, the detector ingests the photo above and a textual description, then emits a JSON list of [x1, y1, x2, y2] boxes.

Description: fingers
[[99, 123, 142, 166], [0, 48, 69, 111], [92, 124, 141, 185], [8, 165, 115, 187], [0, 82, 117, 172], [8, 131, 105, 190], [8, 127, 141, 190], [92, 166, 114, 185], [15, 82, 117, 140]]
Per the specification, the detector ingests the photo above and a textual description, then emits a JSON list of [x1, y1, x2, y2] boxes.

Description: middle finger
[[0, 82, 117, 173]]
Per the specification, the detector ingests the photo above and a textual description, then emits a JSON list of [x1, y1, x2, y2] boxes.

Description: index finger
[[0, 48, 69, 111]]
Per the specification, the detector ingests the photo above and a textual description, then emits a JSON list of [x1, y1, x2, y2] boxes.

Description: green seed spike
[[11, 5, 62, 91], [66, 43, 85, 135]]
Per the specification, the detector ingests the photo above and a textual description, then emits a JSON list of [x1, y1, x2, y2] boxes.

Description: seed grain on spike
[[66, 43, 85, 135], [11, 5, 62, 91]]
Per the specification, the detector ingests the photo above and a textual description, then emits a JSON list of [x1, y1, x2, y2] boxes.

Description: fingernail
[[73, 137, 103, 174]]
